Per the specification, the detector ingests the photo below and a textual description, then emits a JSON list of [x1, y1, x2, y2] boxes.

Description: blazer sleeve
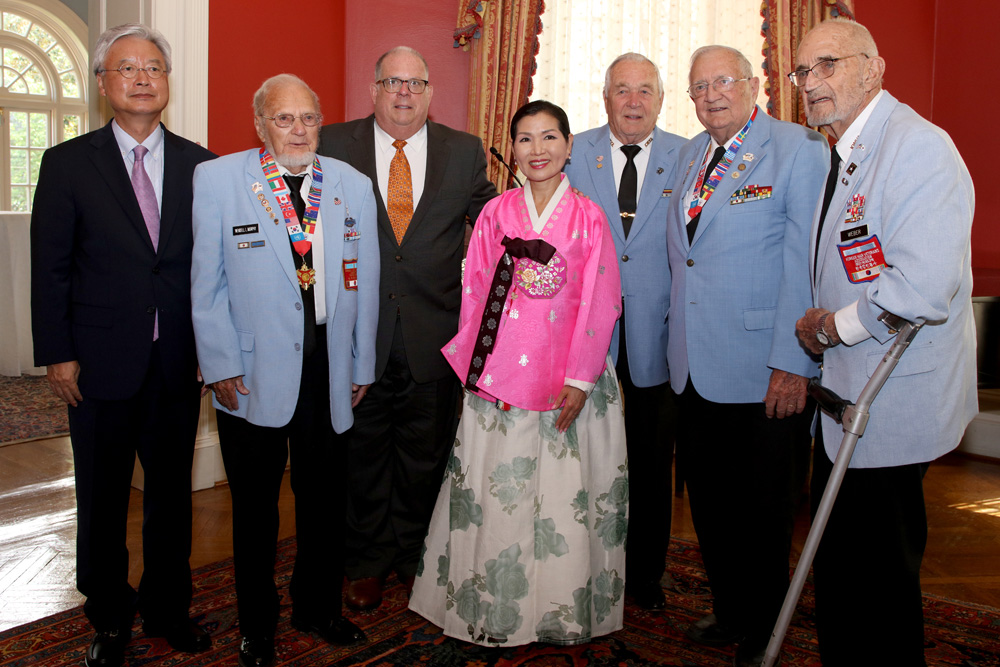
[[190, 162, 244, 384], [465, 138, 498, 225], [30, 148, 78, 366]]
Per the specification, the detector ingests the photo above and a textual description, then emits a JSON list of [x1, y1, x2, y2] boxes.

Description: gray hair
[[93, 23, 172, 76], [252, 74, 321, 116], [603, 53, 664, 98], [374, 46, 429, 81], [821, 18, 879, 58], [689, 45, 754, 80]]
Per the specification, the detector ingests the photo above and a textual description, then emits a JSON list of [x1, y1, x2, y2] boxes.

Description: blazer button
[[146, 306, 155, 314], [295, 302, 302, 311], [395, 254, 402, 262], [686, 259, 695, 267], [151, 266, 160, 274], [295, 343, 301, 351], [621, 255, 629, 262]]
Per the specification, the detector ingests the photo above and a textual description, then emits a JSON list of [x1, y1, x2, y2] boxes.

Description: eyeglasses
[[687, 77, 751, 99], [98, 64, 166, 79], [787, 54, 868, 87], [258, 113, 323, 128], [376, 77, 429, 94]]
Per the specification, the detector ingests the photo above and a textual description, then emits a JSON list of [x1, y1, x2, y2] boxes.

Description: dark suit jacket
[[318, 116, 496, 383], [31, 120, 216, 401]]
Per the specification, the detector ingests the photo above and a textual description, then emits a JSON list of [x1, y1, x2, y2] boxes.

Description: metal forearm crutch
[[762, 312, 924, 667]]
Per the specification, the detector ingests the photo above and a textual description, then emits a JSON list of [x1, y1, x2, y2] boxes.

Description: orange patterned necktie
[[388, 139, 413, 244]]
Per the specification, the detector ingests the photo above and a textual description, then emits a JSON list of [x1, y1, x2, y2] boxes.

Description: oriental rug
[[0, 537, 997, 666], [0, 374, 68, 445]]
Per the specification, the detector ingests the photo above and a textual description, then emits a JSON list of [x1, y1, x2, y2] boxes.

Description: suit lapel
[[581, 127, 624, 245], [88, 121, 156, 253], [158, 125, 183, 258], [674, 136, 709, 248], [691, 109, 771, 247], [403, 121, 448, 246], [629, 127, 676, 245], [244, 150, 300, 293], [814, 93, 896, 287], [318, 158, 344, 314], [346, 116, 390, 240]]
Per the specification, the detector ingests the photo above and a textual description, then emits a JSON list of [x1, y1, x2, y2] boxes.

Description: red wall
[[343, 2, 470, 132], [207, 0, 347, 156], [856, 0, 1000, 295]]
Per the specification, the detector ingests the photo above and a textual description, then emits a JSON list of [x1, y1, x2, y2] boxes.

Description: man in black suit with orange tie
[[318, 46, 496, 611], [30, 23, 215, 667]]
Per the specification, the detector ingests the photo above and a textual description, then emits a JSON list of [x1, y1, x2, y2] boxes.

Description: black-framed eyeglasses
[[376, 77, 429, 94], [788, 54, 868, 87], [687, 77, 751, 99], [97, 64, 166, 79], [258, 113, 323, 128]]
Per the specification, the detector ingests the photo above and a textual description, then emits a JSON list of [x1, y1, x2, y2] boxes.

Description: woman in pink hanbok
[[409, 101, 627, 647]]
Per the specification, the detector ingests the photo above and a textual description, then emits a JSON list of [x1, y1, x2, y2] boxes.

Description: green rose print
[[572, 578, 592, 632], [593, 568, 624, 624], [539, 409, 580, 460], [416, 542, 426, 578], [589, 367, 621, 419], [594, 464, 629, 550], [467, 393, 526, 436], [482, 598, 523, 642], [571, 489, 589, 528], [489, 456, 537, 515], [450, 578, 483, 626], [535, 610, 571, 642], [534, 516, 569, 561], [448, 543, 530, 644], [448, 449, 484, 531], [436, 540, 450, 587]]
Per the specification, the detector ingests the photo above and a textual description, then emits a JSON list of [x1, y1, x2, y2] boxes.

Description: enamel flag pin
[[251, 182, 263, 193], [743, 153, 755, 162]]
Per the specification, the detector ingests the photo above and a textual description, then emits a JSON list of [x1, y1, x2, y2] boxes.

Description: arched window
[[1, 2, 88, 211]]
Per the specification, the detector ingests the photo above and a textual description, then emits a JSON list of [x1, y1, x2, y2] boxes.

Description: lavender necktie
[[131, 145, 160, 339]]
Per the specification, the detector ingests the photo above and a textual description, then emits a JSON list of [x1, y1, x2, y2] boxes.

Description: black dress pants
[[811, 428, 930, 667], [616, 328, 676, 590], [675, 380, 810, 647], [68, 342, 200, 631], [344, 318, 461, 580], [217, 328, 347, 638]]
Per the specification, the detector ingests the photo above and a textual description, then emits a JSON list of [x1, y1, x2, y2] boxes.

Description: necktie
[[618, 145, 641, 238], [687, 146, 726, 244], [388, 139, 413, 244], [814, 148, 843, 271], [131, 145, 160, 340], [283, 174, 317, 357]]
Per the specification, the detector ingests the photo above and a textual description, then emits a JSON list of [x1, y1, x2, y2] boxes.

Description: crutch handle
[[807, 377, 851, 424]]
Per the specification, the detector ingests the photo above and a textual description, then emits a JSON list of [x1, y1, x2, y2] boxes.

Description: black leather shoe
[[733, 642, 779, 667], [86, 628, 130, 667], [291, 614, 367, 646], [685, 613, 740, 646], [143, 619, 212, 653], [237, 635, 275, 667], [627, 580, 666, 610]]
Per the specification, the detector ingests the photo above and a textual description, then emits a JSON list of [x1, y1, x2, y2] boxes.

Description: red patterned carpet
[[0, 536, 997, 666], [0, 375, 68, 445]]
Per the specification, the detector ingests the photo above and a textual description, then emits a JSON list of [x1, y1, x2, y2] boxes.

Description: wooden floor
[[1, 435, 999, 633]]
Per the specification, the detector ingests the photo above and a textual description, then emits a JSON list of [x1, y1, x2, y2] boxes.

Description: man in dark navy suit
[[31, 23, 215, 667]]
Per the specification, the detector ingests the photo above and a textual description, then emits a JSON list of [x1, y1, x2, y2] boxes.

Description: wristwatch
[[816, 312, 836, 348]]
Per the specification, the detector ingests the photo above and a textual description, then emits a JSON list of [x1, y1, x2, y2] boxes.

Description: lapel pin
[[732, 172, 740, 179], [856, 143, 865, 151], [657, 167, 664, 174], [743, 153, 754, 162], [334, 197, 342, 205], [737, 163, 746, 171], [596, 155, 604, 162], [597, 163, 603, 169], [841, 178, 849, 186], [846, 163, 857, 175], [251, 182, 263, 193]]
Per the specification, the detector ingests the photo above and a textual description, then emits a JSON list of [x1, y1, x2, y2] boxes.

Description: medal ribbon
[[687, 105, 758, 220], [259, 148, 324, 258]]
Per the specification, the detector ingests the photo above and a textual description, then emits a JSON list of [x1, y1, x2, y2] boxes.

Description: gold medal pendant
[[297, 259, 317, 291]]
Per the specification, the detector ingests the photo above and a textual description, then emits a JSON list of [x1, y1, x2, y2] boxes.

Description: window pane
[[60, 71, 79, 97], [8, 77, 26, 93], [3, 47, 31, 72], [2, 13, 31, 37], [10, 186, 28, 212], [10, 149, 27, 183], [27, 25, 56, 51], [63, 115, 80, 140], [29, 113, 49, 147], [47, 45, 71, 72], [25, 65, 46, 94], [29, 149, 44, 183], [2, 65, 17, 88], [9, 111, 27, 146]]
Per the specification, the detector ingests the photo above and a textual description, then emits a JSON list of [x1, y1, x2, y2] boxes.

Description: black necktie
[[687, 146, 726, 244], [283, 174, 317, 358], [814, 149, 843, 271], [618, 145, 641, 238]]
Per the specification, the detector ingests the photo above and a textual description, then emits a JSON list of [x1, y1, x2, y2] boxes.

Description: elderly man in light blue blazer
[[191, 74, 378, 667], [563, 52, 686, 611], [794, 20, 976, 667], [666, 46, 827, 666]]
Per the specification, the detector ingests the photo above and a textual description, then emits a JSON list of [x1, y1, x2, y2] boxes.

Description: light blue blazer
[[812, 92, 977, 468], [667, 108, 827, 403], [563, 124, 686, 387], [191, 149, 379, 433]]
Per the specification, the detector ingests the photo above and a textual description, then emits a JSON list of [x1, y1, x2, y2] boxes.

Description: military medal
[[259, 148, 324, 288], [296, 259, 317, 290]]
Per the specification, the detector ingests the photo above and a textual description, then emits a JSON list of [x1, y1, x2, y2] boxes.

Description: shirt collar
[[111, 118, 164, 159], [374, 121, 428, 154], [835, 89, 885, 161], [610, 129, 654, 152]]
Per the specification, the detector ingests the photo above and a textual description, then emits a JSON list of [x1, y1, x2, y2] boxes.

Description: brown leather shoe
[[345, 577, 383, 611]]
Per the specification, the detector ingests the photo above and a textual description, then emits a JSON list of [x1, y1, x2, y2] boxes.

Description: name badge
[[838, 235, 885, 283], [233, 224, 259, 236], [840, 225, 868, 243]]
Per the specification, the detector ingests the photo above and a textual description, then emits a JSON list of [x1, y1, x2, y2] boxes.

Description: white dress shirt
[[373, 121, 428, 210], [112, 119, 164, 212], [278, 164, 327, 324], [610, 130, 653, 204]]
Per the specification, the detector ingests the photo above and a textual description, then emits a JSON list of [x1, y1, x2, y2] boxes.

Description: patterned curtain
[[456, 0, 546, 192], [762, 0, 855, 123]]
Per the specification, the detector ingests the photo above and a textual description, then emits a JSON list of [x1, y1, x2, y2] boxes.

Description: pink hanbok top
[[442, 177, 622, 411]]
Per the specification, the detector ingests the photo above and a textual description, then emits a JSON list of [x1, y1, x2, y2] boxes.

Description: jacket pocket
[[237, 329, 254, 352], [743, 307, 776, 331], [866, 342, 936, 378], [72, 302, 113, 328]]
